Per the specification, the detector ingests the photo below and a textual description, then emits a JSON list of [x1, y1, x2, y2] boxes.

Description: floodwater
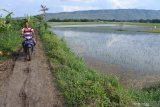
[[51, 24, 160, 88]]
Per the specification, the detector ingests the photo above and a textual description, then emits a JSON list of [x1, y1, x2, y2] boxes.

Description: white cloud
[[63, 6, 80, 11], [107, 0, 139, 8], [62, 5, 97, 11], [0, 0, 160, 17], [60, 0, 95, 2]]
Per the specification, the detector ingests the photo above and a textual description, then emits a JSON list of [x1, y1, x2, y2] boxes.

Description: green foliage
[[26, 16, 41, 29], [0, 31, 21, 51], [131, 84, 160, 103], [0, 10, 14, 32], [0, 11, 39, 58], [144, 29, 160, 33], [0, 10, 22, 58], [0, 10, 158, 106], [40, 22, 160, 106], [39, 26, 132, 106]]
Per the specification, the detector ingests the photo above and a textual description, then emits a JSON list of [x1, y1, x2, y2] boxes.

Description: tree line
[[48, 18, 160, 23]]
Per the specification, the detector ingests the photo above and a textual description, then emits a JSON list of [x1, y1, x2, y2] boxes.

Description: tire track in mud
[[19, 63, 31, 107], [0, 36, 63, 107]]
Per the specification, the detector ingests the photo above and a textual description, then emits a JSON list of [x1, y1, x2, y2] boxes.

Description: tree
[[40, 5, 49, 21], [0, 9, 14, 32], [2, 9, 14, 24]]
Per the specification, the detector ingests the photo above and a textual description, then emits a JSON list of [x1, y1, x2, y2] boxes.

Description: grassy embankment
[[39, 24, 133, 106], [131, 84, 160, 106], [42, 22, 160, 106]]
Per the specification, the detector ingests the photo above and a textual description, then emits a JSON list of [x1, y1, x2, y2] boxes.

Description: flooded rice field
[[51, 24, 160, 88]]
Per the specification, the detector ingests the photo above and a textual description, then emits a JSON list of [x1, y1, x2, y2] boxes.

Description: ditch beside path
[[0, 35, 63, 107]]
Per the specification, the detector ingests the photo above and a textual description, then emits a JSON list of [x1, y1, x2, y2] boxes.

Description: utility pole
[[40, 5, 49, 21]]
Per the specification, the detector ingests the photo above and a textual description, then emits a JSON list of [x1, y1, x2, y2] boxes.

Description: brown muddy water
[[51, 24, 160, 88]]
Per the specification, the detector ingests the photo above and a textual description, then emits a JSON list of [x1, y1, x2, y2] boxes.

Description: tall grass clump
[[0, 11, 23, 58], [129, 83, 160, 106], [0, 31, 21, 51], [39, 24, 132, 106]]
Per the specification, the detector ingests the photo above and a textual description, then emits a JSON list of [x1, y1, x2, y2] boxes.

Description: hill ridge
[[45, 9, 160, 21]]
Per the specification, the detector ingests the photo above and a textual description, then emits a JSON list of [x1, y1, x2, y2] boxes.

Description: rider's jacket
[[22, 27, 34, 37]]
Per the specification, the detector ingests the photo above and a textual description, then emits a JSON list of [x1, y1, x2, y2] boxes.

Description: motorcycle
[[23, 35, 34, 61]]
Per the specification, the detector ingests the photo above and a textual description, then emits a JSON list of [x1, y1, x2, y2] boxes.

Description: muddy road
[[0, 36, 63, 107]]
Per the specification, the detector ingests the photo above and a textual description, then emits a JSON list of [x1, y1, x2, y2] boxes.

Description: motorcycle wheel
[[28, 48, 32, 61]]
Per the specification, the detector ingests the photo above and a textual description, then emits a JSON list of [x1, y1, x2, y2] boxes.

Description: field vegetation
[[43, 22, 160, 106], [0, 11, 22, 59], [48, 21, 160, 27], [145, 28, 160, 33], [39, 24, 133, 106], [49, 21, 160, 33], [1, 10, 160, 106], [0, 11, 41, 59]]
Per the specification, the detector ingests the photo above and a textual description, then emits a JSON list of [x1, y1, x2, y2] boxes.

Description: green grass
[[128, 83, 160, 106], [1, 18, 160, 106], [0, 18, 25, 59], [48, 22, 105, 26], [133, 84, 160, 101], [39, 26, 132, 106], [0, 31, 21, 51], [40, 22, 160, 106], [0, 17, 40, 59], [0, 31, 22, 58], [40, 23, 160, 106], [144, 28, 160, 33]]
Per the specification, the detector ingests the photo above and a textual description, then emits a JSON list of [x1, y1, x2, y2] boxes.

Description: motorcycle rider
[[21, 21, 36, 50]]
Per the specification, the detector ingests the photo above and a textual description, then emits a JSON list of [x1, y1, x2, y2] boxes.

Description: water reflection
[[51, 26, 160, 73]]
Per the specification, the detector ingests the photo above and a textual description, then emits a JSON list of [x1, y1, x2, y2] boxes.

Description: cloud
[[0, 0, 160, 17], [62, 5, 98, 11], [63, 6, 80, 11], [106, 0, 160, 10], [107, 0, 138, 8], [60, 0, 94, 2]]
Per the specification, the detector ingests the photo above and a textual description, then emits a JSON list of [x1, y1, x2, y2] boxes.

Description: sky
[[0, 0, 160, 17]]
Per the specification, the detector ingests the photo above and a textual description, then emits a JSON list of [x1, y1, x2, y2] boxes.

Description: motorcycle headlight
[[25, 36, 32, 40]]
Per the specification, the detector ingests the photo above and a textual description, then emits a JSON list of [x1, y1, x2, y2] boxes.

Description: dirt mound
[[0, 36, 63, 107]]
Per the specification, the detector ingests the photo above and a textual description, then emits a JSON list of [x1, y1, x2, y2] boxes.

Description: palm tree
[[40, 5, 49, 21], [2, 9, 14, 23], [1, 9, 14, 32]]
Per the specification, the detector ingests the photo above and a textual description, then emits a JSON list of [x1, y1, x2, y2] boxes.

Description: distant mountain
[[45, 9, 160, 21]]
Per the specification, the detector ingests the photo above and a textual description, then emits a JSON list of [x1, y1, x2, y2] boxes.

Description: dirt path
[[0, 36, 63, 107]]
